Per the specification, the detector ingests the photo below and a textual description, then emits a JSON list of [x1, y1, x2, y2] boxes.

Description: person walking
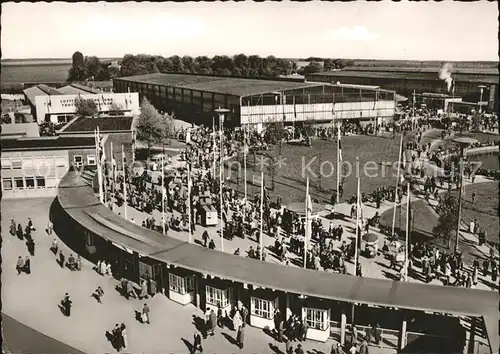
[[51, 238, 58, 254], [47, 220, 53, 235], [76, 255, 82, 271], [142, 303, 150, 324], [236, 325, 244, 349], [193, 331, 203, 353], [59, 250, 65, 268], [16, 256, 24, 275], [209, 309, 217, 336], [26, 238, 35, 256], [120, 324, 128, 351], [24, 256, 31, 274], [62, 293, 72, 317], [94, 286, 104, 303]]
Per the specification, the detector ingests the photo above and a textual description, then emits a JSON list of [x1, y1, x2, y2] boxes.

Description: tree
[[303, 61, 323, 75], [432, 193, 459, 249], [323, 59, 335, 71], [264, 120, 286, 155], [109, 101, 124, 116], [68, 51, 87, 82], [75, 96, 98, 117], [135, 97, 169, 157]]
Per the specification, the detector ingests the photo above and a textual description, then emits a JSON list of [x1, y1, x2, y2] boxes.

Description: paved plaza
[[2, 198, 397, 354]]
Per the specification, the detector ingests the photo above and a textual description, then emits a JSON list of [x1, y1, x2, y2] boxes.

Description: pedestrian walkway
[[2, 198, 396, 354]]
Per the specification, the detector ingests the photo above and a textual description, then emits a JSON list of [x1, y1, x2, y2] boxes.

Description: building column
[[466, 317, 476, 354], [285, 293, 292, 320], [400, 319, 407, 350], [340, 311, 347, 345]]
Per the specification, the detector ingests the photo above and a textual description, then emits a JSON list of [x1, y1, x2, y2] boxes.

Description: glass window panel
[[12, 160, 22, 169], [36, 176, 46, 187], [1, 158, 12, 168], [25, 177, 35, 188], [55, 157, 67, 167], [46, 177, 58, 188], [14, 177, 24, 189], [2, 178, 13, 190]]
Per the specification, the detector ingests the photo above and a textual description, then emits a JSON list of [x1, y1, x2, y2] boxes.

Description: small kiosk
[[302, 298, 331, 342], [202, 205, 218, 226], [168, 268, 197, 305], [249, 288, 279, 330], [361, 233, 379, 258], [205, 278, 234, 314]]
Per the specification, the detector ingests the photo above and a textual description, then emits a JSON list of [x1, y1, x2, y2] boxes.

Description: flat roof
[[116, 73, 322, 97], [58, 170, 499, 352], [343, 66, 499, 76], [1, 136, 95, 151], [308, 71, 499, 85], [0, 123, 40, 138], [60, 116, 134, 133]]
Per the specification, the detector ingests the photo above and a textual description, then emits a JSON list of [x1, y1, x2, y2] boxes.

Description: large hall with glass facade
[[113, 73, 396, 130]]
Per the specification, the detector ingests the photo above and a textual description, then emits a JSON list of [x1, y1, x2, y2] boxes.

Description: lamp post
[[215, 107, 230, 252], [452, 137, 471, 254], [478, 85, 486, 114]]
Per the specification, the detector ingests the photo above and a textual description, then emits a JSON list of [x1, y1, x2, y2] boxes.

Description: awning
[[395, 94, 408, 102]]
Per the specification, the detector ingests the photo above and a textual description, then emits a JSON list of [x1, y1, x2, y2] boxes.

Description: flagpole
[[122, 144, 128, 220], [405, 181, 410, 282], [213, 116, 216, 178], [244, 123, 248, 205], [96, 127, 104, 204], [336, 120, 341, 204], [304, 177, 310, 269], [219, 113, 224, 252], [354, 177, 360, 276], [259, 170, 264, 261], [391, 133, 404, 238], [161, 154, 166, 235], [110, 141, 114, 211], [187, 163, 192, 243]]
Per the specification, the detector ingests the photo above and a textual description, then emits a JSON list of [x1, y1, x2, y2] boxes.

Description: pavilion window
[[169, 273, 195, 295], [250, 297, 274, 319], [205, 285, 231, 307], [304, 308, 328, 331]]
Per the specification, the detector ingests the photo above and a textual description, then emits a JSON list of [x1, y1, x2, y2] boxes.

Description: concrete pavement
[[2, 198, 396, 354]]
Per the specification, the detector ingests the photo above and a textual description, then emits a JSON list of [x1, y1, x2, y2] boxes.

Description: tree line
[[68, 51, 355, 82]]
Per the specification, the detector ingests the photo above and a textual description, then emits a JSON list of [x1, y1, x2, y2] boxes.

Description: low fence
[[328, 321, 399, 349]]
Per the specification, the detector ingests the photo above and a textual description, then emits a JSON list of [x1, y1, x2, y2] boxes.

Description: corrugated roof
[[58, 169, 499, 353], [116, 73, 322, 97], [22, 84, 62, 106], [57, 83, 98, 95], [309, 70, 499, 84], [61, 116, 134, 133], [1, 136, 95, 151]]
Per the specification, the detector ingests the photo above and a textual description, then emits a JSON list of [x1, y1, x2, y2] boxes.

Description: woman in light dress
[[233, 310, 242, 331]]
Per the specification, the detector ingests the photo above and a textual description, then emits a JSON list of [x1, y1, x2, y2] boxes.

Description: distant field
[[0, 64, 71, 83]]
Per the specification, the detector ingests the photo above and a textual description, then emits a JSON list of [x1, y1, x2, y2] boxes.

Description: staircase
[[80, 169, 96, 187]]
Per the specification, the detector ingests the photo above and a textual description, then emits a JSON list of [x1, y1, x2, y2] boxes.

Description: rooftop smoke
[[438, 63, 454, 92]]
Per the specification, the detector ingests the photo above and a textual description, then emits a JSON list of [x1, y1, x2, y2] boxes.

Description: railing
[[464, 339, 492, 354], [329, 320, 341, 342], [328, 321, 399, 349]]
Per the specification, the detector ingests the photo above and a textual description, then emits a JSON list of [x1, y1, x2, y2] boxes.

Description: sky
[[2, 1, 499, 61]]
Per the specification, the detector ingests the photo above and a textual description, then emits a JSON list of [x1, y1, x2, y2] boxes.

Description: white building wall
[[35, 92, 140, 124], [240, 100, 395, 124]]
